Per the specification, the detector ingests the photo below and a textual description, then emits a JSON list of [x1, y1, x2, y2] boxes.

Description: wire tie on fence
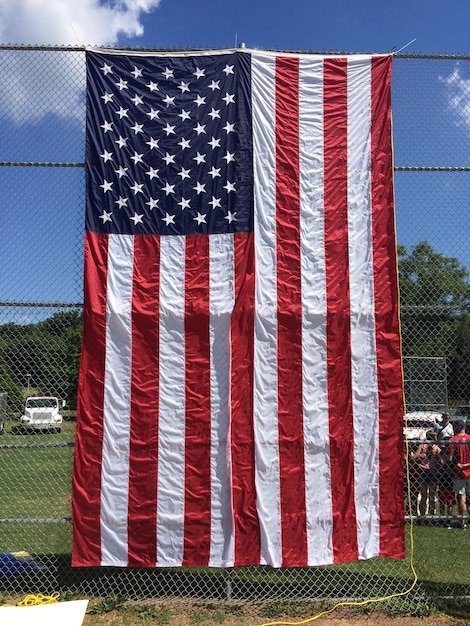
[[391, 37, 417, 54]]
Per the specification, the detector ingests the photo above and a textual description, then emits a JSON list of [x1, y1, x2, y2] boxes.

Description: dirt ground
[[81, 604, 465, 626], [82, 618, 453, 626], [83, 616, 455, 625]]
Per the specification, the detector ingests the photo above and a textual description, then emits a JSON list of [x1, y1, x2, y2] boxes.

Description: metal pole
[[224, 568, 233, 600]]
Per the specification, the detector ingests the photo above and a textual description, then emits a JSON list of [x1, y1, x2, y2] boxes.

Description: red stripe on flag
[[370, 56, 405, 558], [183, 235, 212, 566], [230, 232, 260, 566], [127, 235, 161, 566], [323, 58, 358, 563], [72, 231, 108, 566], [275, 56, 308, 567]]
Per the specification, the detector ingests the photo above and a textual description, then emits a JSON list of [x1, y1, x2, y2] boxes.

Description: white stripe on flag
[[101, 234, 134, 565], [209, 234, 235, 567], [251, 54, 282, 568], [157, 235, 186, 566], [347, 58, 381, 559], [298, 58, 334, 566]]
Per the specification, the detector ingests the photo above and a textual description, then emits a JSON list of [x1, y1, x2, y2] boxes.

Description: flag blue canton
[[86, 51, 253, 236]]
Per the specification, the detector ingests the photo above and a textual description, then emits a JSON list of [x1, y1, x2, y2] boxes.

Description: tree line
[[0, 310, 81, 416], [398, 242, 470, 403]]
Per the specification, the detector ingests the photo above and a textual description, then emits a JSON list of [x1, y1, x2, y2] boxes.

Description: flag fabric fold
[[72, 48, 405, 569]]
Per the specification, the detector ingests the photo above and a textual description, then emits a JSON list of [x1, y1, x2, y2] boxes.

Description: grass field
[[0, 419, 74, 555], [1, 419, 470, 603]]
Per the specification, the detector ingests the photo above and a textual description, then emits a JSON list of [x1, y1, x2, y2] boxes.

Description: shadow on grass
[[1, 553, 468, 605], [0, 555, 437, 601], [9, 425, 55, 436]]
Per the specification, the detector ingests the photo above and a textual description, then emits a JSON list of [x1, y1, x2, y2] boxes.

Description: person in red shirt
[[410, 432, 441, 522], [448, 420, 470, 529]]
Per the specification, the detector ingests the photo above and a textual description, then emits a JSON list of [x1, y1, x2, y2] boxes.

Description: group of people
[[408, 413, 470, 528]]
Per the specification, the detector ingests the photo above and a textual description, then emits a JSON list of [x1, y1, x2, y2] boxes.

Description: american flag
[[72, 49, 405, 569]]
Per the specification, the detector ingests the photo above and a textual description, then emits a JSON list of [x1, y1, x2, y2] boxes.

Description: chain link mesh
[[1, 48, 470, 606]]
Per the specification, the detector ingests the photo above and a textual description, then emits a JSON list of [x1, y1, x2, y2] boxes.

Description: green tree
[[398, 241, 470, 309], [0, 310, 83, 412], [398, 241, 470, 400], [37, 310, 82, 338], [0, 361, 23, 418], [452, 312, 470, 401], [37, 311, 83, 406], [64, 318, 83, 410]]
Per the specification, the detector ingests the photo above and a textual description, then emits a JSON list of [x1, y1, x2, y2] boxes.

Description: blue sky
[[133, 0, 470, 55], [0, 0, 469, 312], [2, 0, 470, 55]]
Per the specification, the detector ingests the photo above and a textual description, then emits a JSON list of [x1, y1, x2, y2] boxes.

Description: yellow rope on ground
[[2, 591, 60, 607], [258, 180, 419, 626], [258, 406, 419, 625]]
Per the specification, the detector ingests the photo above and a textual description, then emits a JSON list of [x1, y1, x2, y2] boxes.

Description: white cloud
[[0, 0, 162, 46], [439, 64, 470, 133], [0, 50, 84, 123], [0, 0, 162, 124]]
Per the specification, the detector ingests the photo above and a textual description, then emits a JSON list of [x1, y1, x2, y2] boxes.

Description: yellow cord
[[2, 592, 60, 607], [258, 426, 418, 625]]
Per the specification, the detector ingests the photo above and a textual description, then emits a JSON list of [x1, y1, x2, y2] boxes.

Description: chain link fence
[[1, 47, 470, 607], [403, 356, 448, 412]]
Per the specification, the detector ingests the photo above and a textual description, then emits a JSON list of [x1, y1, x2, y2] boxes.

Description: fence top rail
[[0, 43, 469, 60]]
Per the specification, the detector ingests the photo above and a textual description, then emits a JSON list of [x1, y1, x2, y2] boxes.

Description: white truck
[[19, 396, 64, 433]]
